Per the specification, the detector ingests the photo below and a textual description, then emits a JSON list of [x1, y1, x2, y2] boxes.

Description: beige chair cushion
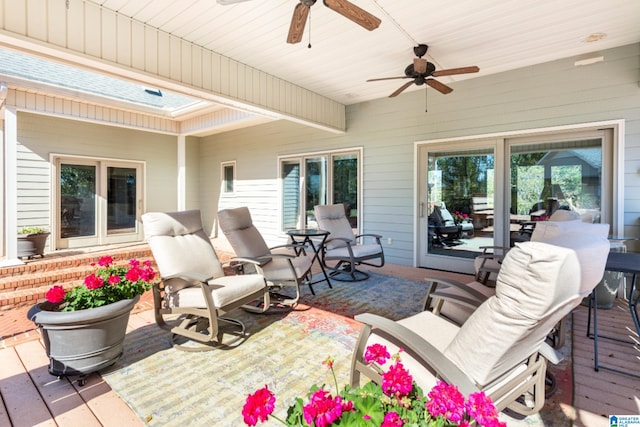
[[218, 207, 272, 261], [143, 210, 225, 285], [531, 221, 610, 294], [166, 274, 267, 308], [324, 244, 382, 259], [314, 204, 356, 249], [445, 241, 584, 386]]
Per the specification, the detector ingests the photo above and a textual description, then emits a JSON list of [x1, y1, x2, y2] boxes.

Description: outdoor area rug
[[101, 272, 573, 426]]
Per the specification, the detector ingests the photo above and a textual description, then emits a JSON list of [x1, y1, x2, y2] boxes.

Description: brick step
[[0, 280, 85, 310], [0, 244, 156, 310]]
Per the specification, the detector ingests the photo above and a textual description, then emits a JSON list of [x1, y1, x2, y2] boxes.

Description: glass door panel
[[418, 143, 496, 273], [60, 163, 97, 239], [509, 139, 603, 246], [305, 157, 327, 227], [107, 167, 137, 235], [332, 153, 358, 229], [427, 149, 495, 258]]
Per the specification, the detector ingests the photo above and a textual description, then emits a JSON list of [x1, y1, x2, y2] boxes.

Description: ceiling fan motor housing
[[404, 62, 436, 78]]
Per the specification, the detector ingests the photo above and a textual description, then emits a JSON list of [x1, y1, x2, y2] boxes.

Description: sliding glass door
[[418, 127, 614, 273]]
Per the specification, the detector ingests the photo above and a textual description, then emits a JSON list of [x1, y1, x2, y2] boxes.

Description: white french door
[[55, 157, 144, 249]]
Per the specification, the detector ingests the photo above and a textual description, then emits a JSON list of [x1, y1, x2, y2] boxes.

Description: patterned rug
[[101, 272, 573, 426]]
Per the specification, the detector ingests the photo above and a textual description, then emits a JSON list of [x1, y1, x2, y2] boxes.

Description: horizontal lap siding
[[200, 43, 640, 266], [16, 113, 180, 235]]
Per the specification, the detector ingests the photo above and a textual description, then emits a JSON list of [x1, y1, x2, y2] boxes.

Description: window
[[221, 161, 236, 194], [280, 149, 361, 230]]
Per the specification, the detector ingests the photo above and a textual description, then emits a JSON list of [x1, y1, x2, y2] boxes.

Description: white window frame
[[220, 161, 236, 195]]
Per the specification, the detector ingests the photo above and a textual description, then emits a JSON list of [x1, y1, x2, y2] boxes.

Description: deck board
[[15, 341, 102, 427], [0, 347, 56, 427], [0, 260, 638, 426]]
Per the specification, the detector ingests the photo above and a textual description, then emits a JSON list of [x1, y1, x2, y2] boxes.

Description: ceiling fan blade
[[366, 76, 409, 82], [426, 79, 453, 94], [323, 0, 381, 31], [432, 66, 479, 77], [413, 58, 427, 74], [389, 81, 414, 97], [287, 3, 310, 44]]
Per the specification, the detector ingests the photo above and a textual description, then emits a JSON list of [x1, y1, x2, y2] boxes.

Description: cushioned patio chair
[[142, 209, 269, 351], [351, 237, 610, 417], [217, 206, 313, 307], [313, 203, 384, 281], [429, 220, 610, 348]]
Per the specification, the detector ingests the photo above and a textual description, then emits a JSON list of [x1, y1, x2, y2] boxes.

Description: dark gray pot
[[27, 296, 138, 377], [17, 232, 50, 258]]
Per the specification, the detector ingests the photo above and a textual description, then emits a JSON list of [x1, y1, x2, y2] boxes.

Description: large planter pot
[[17, 232, 50, 258], [27, 295, 138, 378]]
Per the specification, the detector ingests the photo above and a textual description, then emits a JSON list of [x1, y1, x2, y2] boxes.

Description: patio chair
[[142, 209, 269, 351], [217, 206, 313, 307], [428, 202, 473, 246], [430, 220, 610, 347], [351, 237, 610, 416], [313, 203, 384, 281]]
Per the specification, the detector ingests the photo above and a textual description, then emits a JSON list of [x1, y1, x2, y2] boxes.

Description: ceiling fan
[[217, 0, 381, 44], [367, 44, 479, 97]]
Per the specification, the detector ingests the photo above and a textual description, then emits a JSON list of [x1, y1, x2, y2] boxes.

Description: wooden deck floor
[[1, 263, 638, 426]]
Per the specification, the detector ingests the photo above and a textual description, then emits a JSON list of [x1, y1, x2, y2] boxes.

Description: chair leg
[[325, 260, 370, 282]]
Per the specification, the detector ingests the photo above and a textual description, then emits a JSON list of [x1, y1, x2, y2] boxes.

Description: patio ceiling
[[1, 0, 639, 136]]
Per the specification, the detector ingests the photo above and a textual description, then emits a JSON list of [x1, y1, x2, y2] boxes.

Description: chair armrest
[[269, 242, 307, 251], [355, 233, 383, 244], [224, 257, 266, 275], [424, 277, 489, 302], [163, 272, 212, 283], [354, 313, 479, 396], [538, 342, 564, 365], [429, 289, 484, 311]]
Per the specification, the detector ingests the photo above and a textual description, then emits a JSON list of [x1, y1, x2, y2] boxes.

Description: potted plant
[[27, 256, 156, 383], [242, 343, 505, 427], [17, 226, 50, 258]]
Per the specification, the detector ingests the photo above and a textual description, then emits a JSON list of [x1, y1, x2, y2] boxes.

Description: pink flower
[[466, 391, 505, 427], [46, 285, 66, 304], [108, 275, 121, 285], [341, 400, 354, 412], [98, 256, 113, 267], [302, 389, 344, 427], [84, 273, 105, 290], [125, 267, 141, 282], [381, 411, 405, 426], [323, 356, 334, 369], [242, 385, 275, 426], [426, 382, 466, 423], [364, 343, 391, 365], [381, 362, 413, 398], [129, 259, 140, 267], [140, 267, 156, 282]]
